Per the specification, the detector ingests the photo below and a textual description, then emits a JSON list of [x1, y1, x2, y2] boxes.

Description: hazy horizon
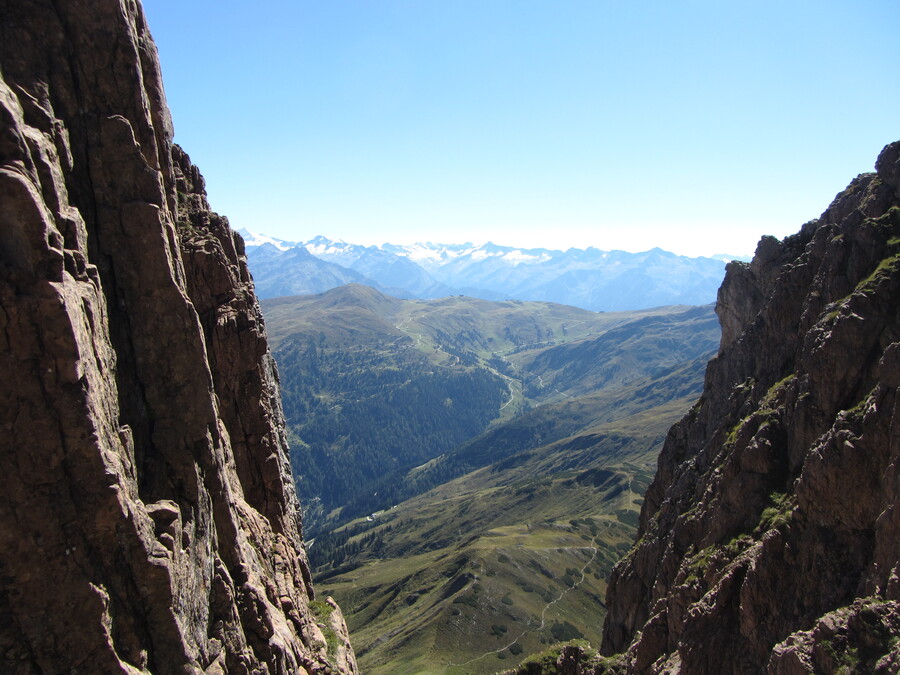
[[240, 226, 753, 260], [144, 1, 900, 258]]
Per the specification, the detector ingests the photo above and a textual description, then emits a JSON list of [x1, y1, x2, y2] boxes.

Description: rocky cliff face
[[0, 1, 356, 673], [599, 142, 900, 673]]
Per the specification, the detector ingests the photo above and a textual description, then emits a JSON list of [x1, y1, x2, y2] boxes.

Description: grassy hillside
[[262, 286, 715, 533], [509, 304, 716, 399], [313, 379, 700, 674], [259, 285, 719, 672], [328, 344, 716, 530]]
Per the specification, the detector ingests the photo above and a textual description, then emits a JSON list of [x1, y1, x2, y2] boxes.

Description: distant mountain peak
[[241, 232, 731, 310], [236, 227, 295, 250]]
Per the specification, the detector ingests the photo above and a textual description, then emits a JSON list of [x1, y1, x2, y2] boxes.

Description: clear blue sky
[[143, 0, 899, 257]]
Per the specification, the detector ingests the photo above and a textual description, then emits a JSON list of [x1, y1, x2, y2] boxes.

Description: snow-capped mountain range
[[237, 228, 746, 311]]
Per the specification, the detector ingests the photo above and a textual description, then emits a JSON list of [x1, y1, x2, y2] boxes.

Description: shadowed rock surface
[[0, 0, 356, 672], [598, 141, 900, 673]]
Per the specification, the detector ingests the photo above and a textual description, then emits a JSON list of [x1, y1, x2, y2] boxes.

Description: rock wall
[[600, 142, 900, 673], [0, 1, 357, 672]]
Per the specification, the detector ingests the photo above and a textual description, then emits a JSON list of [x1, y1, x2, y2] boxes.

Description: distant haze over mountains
[[239, 229, 746, 311]]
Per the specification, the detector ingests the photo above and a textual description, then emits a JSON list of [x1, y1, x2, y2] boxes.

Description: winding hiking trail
[[395, 310, 602, 417], [443, 539, 600, 673], [395, 316, 426, 347], [495, 372, 518, 411], [396, 314, 520, 414], [527, 372, 573, 402]]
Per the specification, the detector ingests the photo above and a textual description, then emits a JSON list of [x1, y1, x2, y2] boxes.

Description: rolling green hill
[[323, 323, 718, 531], [262, 286, 714, 533], [312, 371, 704, 674], [259, 286, 720, 673]]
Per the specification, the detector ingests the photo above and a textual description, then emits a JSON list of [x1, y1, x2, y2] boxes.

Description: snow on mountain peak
[[304, 236, 352, 257], [236, 228, 295, 251], [240, 229, 729, 311]]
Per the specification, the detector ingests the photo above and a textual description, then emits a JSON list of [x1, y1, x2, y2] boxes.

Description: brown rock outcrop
[[0, 1, 357, 673], [600, 142, 900, 673]]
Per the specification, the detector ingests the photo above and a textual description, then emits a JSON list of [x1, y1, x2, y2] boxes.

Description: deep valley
[[260, 286, 719, 672], [3, 1, 899, 673]]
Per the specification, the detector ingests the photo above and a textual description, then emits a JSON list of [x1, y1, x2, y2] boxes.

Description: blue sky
[[143, 1, 900, 257]]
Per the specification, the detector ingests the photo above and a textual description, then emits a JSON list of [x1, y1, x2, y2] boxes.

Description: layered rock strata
[[600, 142, 900, 672], [0, 1, 356, 672]]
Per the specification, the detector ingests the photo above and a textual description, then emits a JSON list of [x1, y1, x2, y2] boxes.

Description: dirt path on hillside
[[395, 316, 425, 347], [443, 540, 599, 673]]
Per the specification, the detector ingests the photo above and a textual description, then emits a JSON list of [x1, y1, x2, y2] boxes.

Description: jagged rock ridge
[[0, 1, 356, 672], [599, 142, 900, 673]]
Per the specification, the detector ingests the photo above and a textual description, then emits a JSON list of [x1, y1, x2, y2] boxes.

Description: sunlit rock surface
[[600, 141, 900, 673], [0, 1, 357, 672]]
